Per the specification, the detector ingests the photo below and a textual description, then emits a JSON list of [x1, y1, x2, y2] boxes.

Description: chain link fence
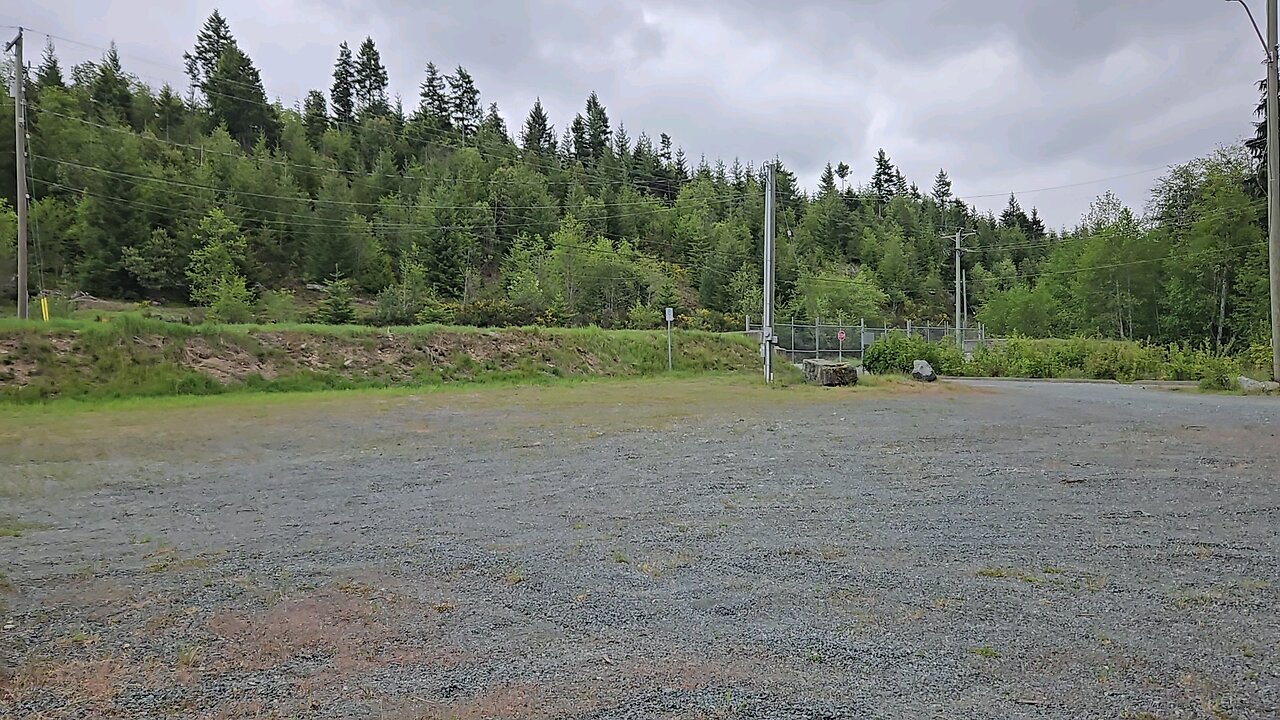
[[745, 317, 992, 362]]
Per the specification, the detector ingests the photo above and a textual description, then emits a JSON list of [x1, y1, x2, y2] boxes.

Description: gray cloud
[[3, 0, 1266, 227]]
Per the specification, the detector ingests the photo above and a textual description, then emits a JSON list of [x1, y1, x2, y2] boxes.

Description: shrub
[[626, 302, 664, 330], [863, 332, 963, 375], [314, 275, 357, 325], [256, 289, 300, 324], [207, 277, 254, 324], [452, 298, 533, 327]]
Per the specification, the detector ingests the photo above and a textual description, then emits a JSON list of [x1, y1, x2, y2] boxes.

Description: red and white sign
[[837, 330, 846, 342]]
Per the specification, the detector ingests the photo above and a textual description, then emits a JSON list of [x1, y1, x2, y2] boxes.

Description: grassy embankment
[[0, 314, 792, 405]]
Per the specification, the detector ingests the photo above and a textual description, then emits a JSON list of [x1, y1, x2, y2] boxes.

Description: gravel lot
[[1, 378, 1277, 719]]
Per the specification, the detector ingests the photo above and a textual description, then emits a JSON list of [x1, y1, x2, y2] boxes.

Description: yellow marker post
[[40, 296, 49, 322]]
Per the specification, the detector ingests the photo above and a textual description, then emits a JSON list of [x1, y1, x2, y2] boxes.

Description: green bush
[[863, 332, 963, 375], [207, 277, 254, 324], [256, 289, 300, 324], [452, 298, 533, 327], [314, 276, 357, 325]]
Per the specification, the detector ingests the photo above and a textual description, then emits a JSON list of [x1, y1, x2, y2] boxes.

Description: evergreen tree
[[583, 91, 611, 161], [479, 102, 510, 142], [447, 66, 482, 137], [183, 10, 233, 103], [36, 38, 65, 89], [353, 36, 389, 118], [330, 42, 355, 125], [206, 44, 277, 149], [90, 43, 132, 121], [520, 98, 555, 156], [819, 163, 838, 197], [154, 85, 185, 132], [835, 162, 851, 189], [871, 149, 896, 207], [570, 114, 589, 160], [415, 62, 452, 132], [303, 90, 329, 148], [931, 169, 952, 206]]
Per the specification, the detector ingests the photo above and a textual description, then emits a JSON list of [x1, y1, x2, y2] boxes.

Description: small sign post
[[665, 307, 675, 371], [837, 329, 846, 361]]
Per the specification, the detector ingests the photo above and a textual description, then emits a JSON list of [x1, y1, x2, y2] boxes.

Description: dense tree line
[[0, 11, 1271, 348]]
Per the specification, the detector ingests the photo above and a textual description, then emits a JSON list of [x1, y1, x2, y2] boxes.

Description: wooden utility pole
[[5, 28, 27, 319]]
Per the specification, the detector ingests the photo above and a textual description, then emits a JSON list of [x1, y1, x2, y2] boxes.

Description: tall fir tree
[[931, 169, 952, 206], [353, 36, 389, 118], [206, 44, 277, 148], [36, 38, 65, 89], [819, 163, 838, 197], [91, 43, 132, 122], [330, 42, 355, 125], [520, 98, 555, 156], [583, 91, 611, 162], [303, 90, 329, 147], [871, 148, 896, 208], [415, 62, 451, 132], [184, 10, 233, 103], [447, 66, 482, 138]]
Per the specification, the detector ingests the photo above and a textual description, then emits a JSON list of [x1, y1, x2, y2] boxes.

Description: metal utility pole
[[1270, 0, 1280, 381], [1227, 0, 1280, 379], [953, 229, 962, 348], [5, 28, 28, 320], [762, 163, 776, 382]]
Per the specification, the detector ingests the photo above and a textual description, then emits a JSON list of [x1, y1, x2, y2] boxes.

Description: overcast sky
[[3, 0, 1267, 227]]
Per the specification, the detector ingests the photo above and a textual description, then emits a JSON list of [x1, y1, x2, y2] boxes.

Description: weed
[[819, 546, 847, 561], [176, 645, 201, 668], [611, 551, 629, 564], [976, 567, 1042, 583], [638, 562, 661, 578], [970, 646, 999, 658], [1042, 566, 1065, 574], [805, 651, 825, 664], [432, 601, 457, 614], [505, 570, 526, 586], [143, 548, 209, 574]]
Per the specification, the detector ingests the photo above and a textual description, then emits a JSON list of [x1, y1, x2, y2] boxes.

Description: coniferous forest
[[0, 11, 1272, 350]]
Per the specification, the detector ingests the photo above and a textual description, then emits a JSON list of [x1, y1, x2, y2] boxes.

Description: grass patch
[[0, 515, 42, 537], [969, 646, 1000, 658]]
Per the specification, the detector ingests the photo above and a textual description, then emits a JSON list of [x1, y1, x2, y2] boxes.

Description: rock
[[911, 359, 937, 382], [1237, 376, 1280, 393], [802, 359, 858, 386]]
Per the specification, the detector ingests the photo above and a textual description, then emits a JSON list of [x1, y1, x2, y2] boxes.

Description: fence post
[[815, 315, 821, 359], [791, 317, 796, 358], [745, 314, 750, 332], [906, 319, 912, 338], [859, 318, 865, 358]]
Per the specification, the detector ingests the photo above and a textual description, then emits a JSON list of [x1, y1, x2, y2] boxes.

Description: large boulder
[[1237, 376, 1280, 394], [911, 359, 937, 382], [803, 359, 858, 386]]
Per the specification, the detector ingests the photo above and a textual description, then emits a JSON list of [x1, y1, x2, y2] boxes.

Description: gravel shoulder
[[2, 377, 1277, 719]]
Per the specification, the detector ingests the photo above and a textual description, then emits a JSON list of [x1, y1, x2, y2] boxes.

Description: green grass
[[0, 314, 763, 405]]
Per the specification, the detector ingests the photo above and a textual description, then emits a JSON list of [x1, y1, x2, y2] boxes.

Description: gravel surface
[[1, 379, 1277, 719]]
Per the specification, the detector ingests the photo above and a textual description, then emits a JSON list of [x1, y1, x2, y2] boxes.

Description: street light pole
[[1227, 0, 1280, 380]]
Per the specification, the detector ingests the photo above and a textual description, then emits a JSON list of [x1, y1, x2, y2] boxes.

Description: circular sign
[[837, 330, 847, 342]]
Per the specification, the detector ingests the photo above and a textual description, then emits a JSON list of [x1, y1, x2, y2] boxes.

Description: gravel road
[[1, 378, 1277, 719]]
